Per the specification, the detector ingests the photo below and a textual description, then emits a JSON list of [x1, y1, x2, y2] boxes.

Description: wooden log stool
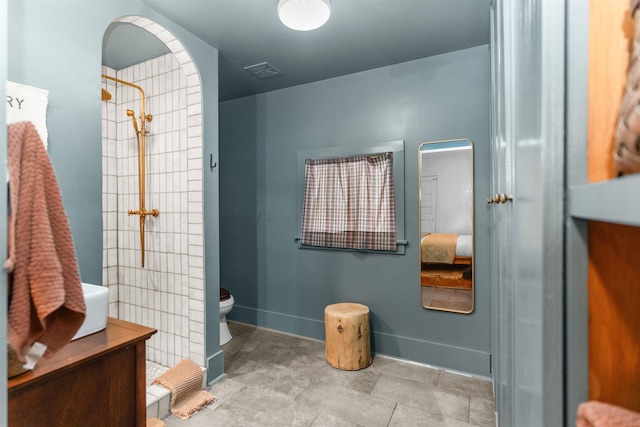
[[324, 302, 372, 370]]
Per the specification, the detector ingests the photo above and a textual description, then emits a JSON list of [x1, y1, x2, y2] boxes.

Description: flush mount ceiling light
[[278, 0, 331, 31]]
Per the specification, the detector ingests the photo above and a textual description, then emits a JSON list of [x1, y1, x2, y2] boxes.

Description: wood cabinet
[[566, 0, 640, 423], [583, 0, 640, 411], [8, 317, 156, 427]]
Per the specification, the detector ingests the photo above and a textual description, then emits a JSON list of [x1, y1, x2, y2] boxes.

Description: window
[[296, 140, 406, 254], [301, 153, 397, 251]]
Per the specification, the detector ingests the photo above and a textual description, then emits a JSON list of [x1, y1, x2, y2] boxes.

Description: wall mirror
[[419, 139, 474, 313]]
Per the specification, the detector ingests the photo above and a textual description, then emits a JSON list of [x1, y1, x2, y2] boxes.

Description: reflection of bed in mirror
[[420, 233, 472, 289], [419, 138, 473, 313]]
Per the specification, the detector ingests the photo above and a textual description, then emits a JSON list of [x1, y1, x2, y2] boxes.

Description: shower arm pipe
[[103, 75, 144, 210], [101, 74, 158, 267], [102, 74, 147, 124]]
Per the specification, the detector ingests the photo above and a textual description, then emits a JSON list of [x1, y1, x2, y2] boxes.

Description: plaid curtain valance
[[300, 152, 397, 251]]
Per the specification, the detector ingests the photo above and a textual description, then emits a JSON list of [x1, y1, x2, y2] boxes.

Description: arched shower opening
[[100, 16, 205, 371]]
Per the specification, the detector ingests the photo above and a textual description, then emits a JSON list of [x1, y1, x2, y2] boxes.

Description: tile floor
[[162, 321, 496, 427]]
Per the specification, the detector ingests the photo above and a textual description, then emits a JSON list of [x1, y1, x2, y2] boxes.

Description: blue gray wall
[[220, 45, 492, 376], [7, 0, 222, 381]]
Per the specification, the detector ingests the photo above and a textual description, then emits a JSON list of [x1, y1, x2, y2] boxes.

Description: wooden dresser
[[8, 317, 156, 427]]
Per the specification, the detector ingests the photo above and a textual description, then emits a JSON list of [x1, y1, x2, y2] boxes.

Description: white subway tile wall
[[101, 18, 204, 368]]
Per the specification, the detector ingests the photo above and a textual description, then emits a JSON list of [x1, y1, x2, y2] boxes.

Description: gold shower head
[[126, 109, 140, 136], [101, 88, 112, 101]]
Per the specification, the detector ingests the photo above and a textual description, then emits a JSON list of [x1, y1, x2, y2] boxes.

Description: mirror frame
[[418, 139, 474, 314]]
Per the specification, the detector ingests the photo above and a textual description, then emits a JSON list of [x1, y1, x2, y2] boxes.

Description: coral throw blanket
[[577, 401, 640, 427], [421, 233, 458, 264], [6, 121, 85, 362]]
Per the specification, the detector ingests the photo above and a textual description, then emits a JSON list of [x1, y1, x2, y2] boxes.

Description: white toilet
[[219, 288, 234, 346]]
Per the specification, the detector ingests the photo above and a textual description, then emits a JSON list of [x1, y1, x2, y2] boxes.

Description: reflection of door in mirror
[[419, 140, 473, 313], [420, 176, 437, 234]]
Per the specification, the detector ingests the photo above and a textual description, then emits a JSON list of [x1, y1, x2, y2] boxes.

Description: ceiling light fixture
[[278, 0, 331, 31]]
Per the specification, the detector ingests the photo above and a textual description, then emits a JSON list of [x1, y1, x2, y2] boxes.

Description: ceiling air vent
[[243, 62, 282, 79]]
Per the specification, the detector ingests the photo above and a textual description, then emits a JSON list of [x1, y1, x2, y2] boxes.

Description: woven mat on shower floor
[[146, 361, 170, 386], [152, 359, 216, 420]]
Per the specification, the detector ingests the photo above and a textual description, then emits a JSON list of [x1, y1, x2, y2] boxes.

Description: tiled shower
[[101, 18, 205, 369]]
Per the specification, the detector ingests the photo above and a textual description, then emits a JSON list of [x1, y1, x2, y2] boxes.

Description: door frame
[[490, 0, 566, 425]]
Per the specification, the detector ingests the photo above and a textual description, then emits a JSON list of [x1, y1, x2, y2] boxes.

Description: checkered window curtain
[[300, 152, 397, 251]]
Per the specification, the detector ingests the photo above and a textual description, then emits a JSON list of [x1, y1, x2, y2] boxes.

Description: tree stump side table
[[324, 302, 372, 370]]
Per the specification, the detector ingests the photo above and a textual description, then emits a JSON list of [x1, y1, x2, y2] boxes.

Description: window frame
[[295, 140, 406, 255]]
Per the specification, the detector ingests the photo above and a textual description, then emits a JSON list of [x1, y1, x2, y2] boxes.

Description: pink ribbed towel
[[577, 401, 640, 427], [6, 121, 85, 363]]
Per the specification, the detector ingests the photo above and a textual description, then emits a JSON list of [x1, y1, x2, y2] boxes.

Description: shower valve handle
[[128, 209, 159, 218]]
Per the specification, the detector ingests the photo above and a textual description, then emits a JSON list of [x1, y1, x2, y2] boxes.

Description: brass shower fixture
[[126, 109, 140, 136], [101, 74, 158, 268], [101, 88, 112, 101]]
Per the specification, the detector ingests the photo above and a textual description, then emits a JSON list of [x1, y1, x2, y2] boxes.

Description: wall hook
[[210, 154, 217, 171]]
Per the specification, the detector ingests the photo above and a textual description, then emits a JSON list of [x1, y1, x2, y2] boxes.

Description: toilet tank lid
[[220, 288, 231, 301]]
